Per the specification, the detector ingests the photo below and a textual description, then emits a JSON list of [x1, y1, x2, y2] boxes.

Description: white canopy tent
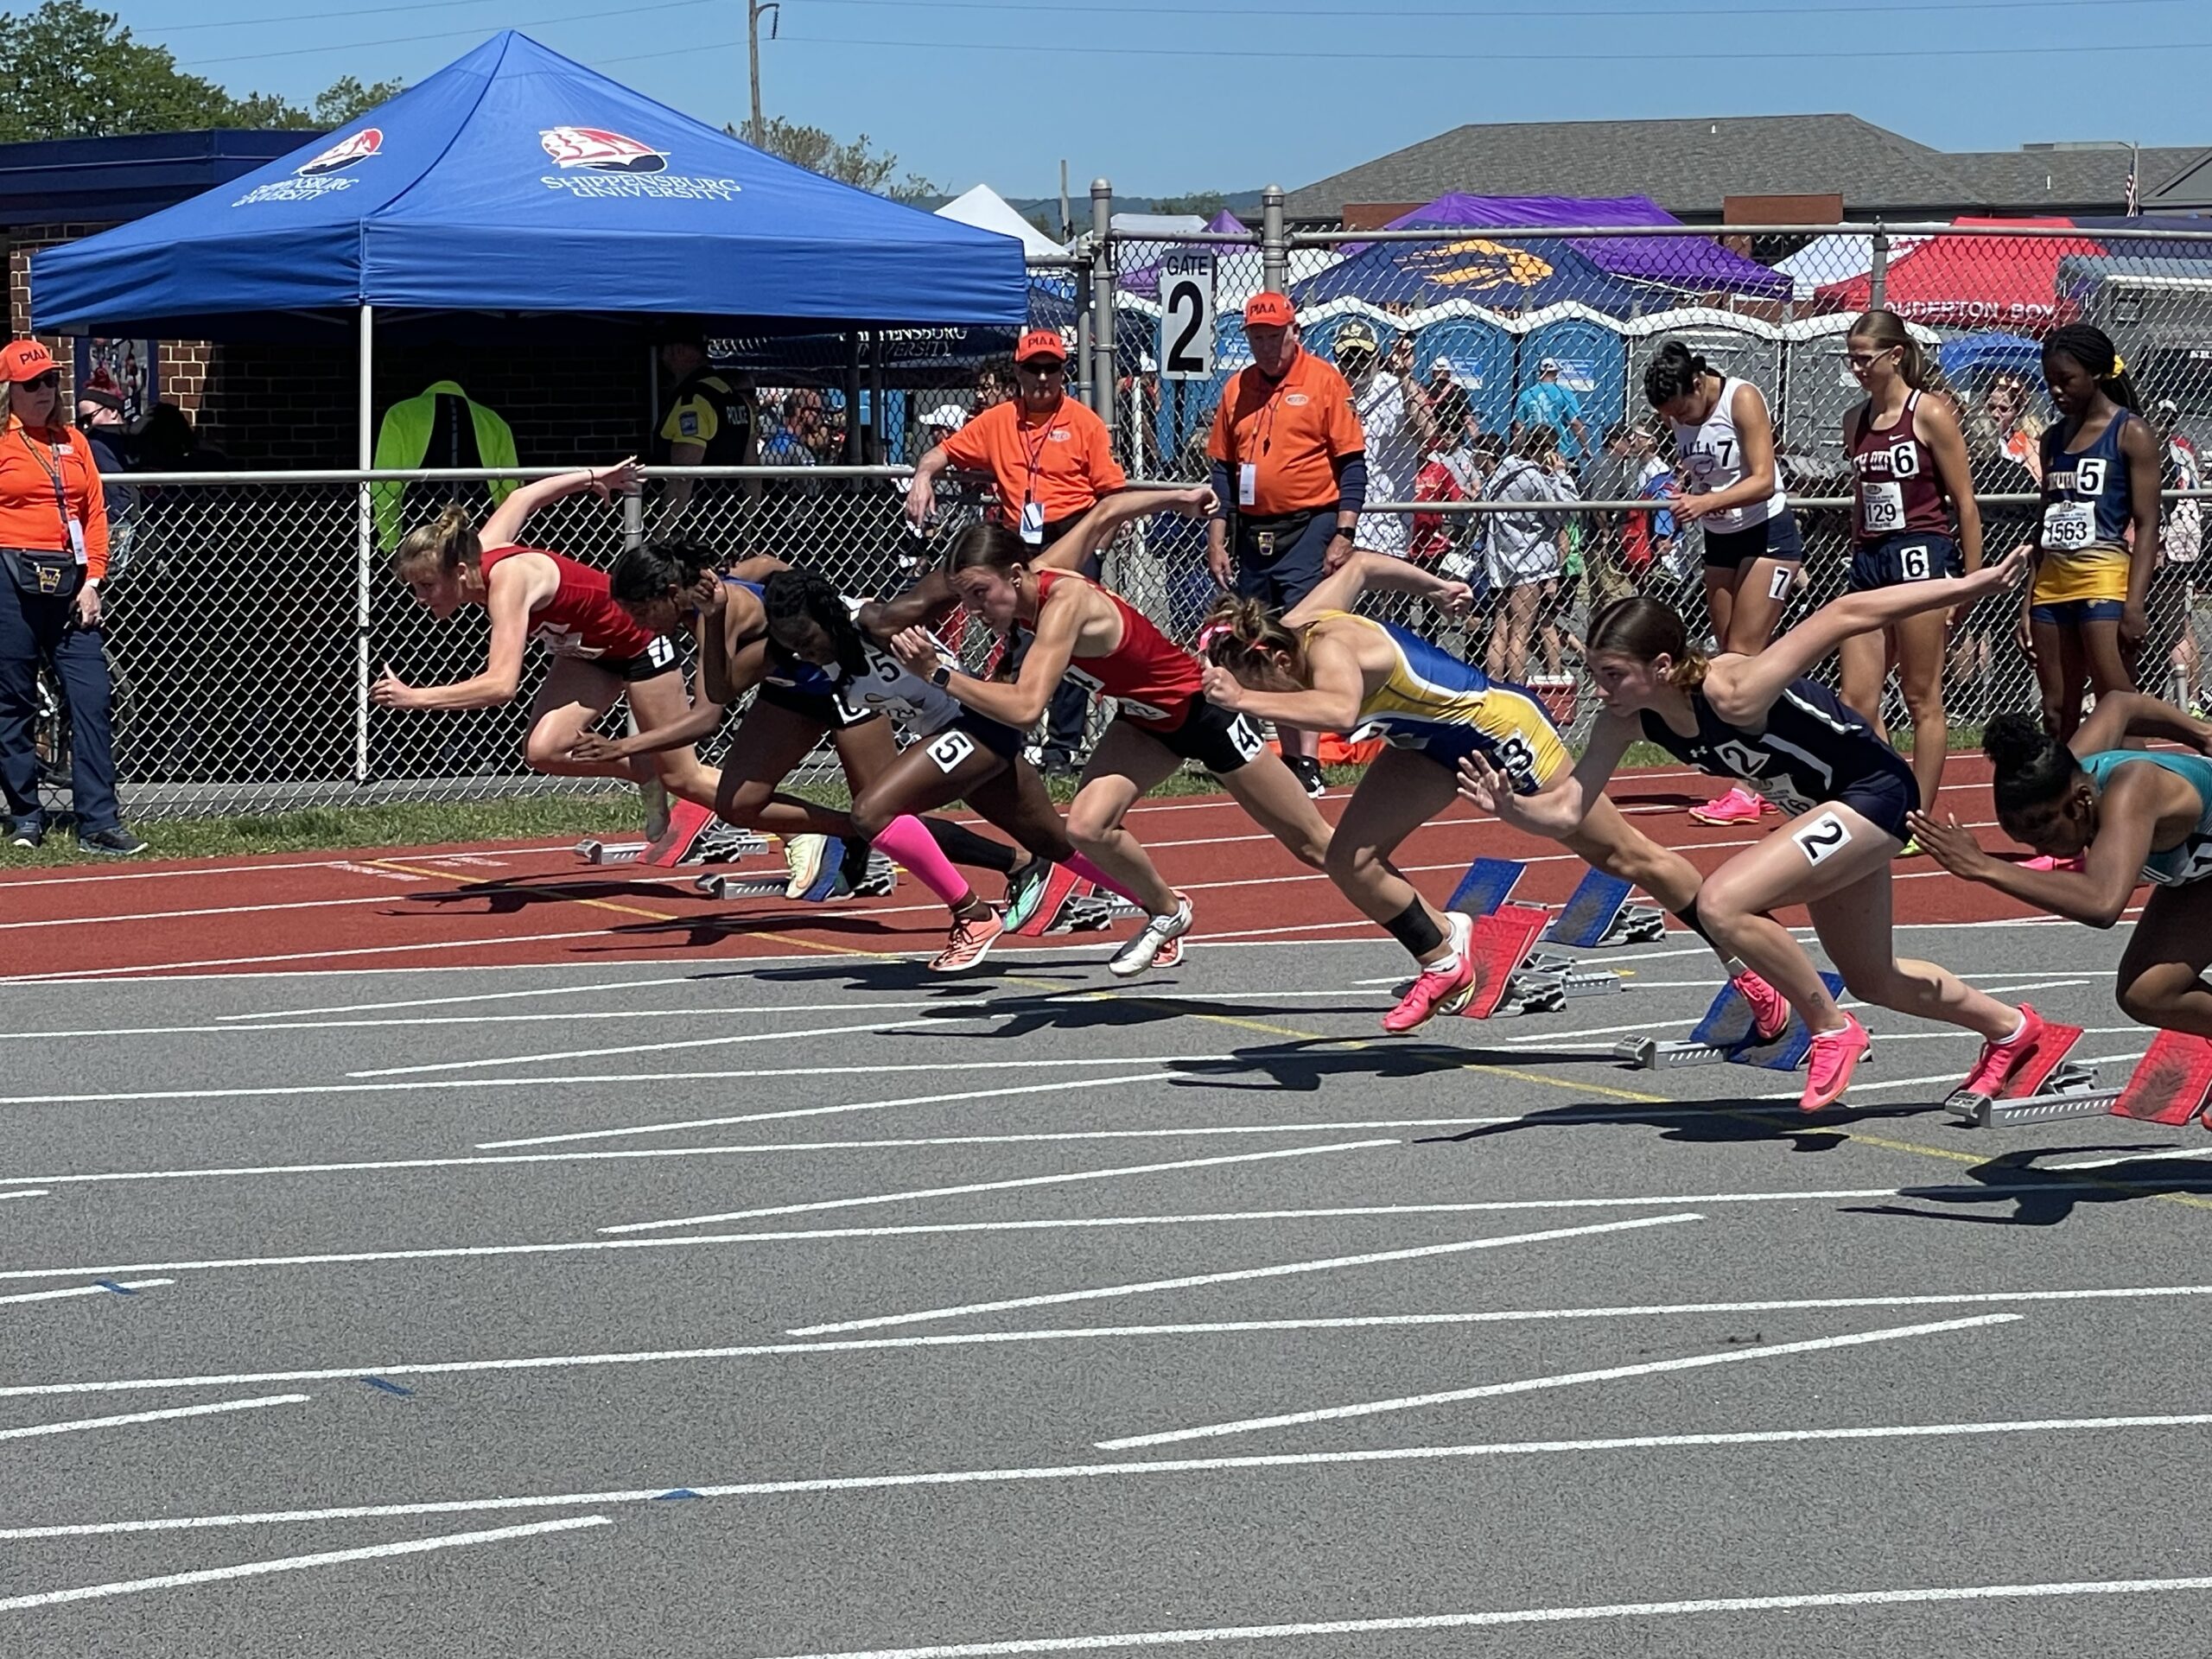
[[935, 184, 1064, 259]]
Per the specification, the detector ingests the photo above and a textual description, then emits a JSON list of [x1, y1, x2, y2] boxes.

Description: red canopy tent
[[1817, 218, 2107, 333]]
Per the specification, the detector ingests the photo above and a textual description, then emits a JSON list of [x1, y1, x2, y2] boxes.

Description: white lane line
[[0, 846, 574, 889], [0, 1279, 170, 1307], [5, 1411, 2204, 1543], [0, 1189, 48, 1202], [2050, 1147, 2212, 1170], [0, 1185, 2138, 1287], [10, 1278, 2201, 1402], [0, 893, 415, 931], [347, 1014, 988, 1078], [1095, 1313, 2019, 1450], [9, 1119, 1516, 1191], [600, 1139, 1395, 1234], [0, 925, 630, 982], [0, 1054, 1242, 1110], [748, 1575, 2212, 1659], [0, 1393, 310, 1444], [0, 1514, 611, 1615], [786, 1213, 1700, 1338], [219, 970, 708, 1021], [480, 1071, 1207, 1149]]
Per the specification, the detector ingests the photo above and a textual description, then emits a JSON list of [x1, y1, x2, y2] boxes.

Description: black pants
[[0, 579, 122, 832]]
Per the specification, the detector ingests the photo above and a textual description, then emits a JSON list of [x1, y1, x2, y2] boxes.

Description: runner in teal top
[[1910, 694, 2212, 1041]]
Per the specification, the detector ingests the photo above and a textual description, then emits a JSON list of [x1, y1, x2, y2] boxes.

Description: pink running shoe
[[1382, 913, 1476, 1033], [2022, 854, 2086, 873], [930, 908, 1007, 973], [1731, 968, 1790, 1042], [1951, 1005, 2050, 1104], [1690, 784, 1768, 825], [1800, 1014, 1872, 1113]]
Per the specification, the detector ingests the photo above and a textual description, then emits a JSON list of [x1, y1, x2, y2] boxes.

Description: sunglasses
[[17, 372, 60, 391], [1845, 348, 1897, 370]]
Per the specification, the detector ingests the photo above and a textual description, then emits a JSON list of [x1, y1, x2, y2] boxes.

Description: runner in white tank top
[[1643, 340, 1806, 823]]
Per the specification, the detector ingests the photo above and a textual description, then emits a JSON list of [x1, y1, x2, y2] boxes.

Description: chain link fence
[[43, 221, 2212, 820]]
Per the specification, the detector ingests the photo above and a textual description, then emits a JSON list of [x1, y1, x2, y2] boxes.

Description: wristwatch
[[1330, 526, 1354, 541], [930, 663, 954, 688]]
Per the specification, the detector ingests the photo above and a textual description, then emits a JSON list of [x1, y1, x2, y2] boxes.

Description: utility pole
[[747, 0, 781, 148]]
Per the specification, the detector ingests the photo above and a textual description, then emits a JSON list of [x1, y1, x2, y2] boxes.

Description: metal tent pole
[[355, 302, 374, 786]]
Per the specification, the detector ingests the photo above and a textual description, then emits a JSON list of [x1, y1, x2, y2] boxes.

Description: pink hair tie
[[1193, 621, 1233, 655]]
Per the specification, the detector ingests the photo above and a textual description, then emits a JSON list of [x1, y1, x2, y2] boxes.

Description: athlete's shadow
[[1426, 1092, 1938, 1154], [1842, 1143, 2212, 1226], [1162, 1039, 1625, 1094], [737, 961, 1093, 992], [397, 876, 687, 917]]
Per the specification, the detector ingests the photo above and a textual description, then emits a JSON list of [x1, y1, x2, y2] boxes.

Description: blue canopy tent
[[1294, 229, 1667, 318]]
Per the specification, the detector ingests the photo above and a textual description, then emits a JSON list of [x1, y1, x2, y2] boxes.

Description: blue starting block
[[1446, 857, 1526, 917], [1543, 869, 1668, 949], [1613, 971, 1845, 1072]]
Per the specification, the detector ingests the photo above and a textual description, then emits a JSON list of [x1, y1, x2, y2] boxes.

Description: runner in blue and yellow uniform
[[1911, 695, 2212, 1051], [1198, 551, 1786, 1035], [2025, 324, 2164, 741]]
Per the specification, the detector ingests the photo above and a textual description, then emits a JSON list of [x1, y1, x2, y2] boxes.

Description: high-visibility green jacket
[[372, 382, 520, 551]]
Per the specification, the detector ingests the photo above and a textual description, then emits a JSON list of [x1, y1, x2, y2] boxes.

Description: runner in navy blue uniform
[[1835, 309, 1983, 833], [1459, 547, 2041, 1112]]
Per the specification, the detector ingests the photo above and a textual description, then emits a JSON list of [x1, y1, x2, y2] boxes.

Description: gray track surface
[[6, 919, 2212, 1656]]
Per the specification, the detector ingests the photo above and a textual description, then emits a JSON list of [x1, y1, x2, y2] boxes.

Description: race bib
[[1238, 463, 1257, 507], [1898, 541, 1936, 582], [2043, 499, 2097, 552], [1790, 810, 1852, 867], [1860, 481, 1904, 534], [1019, 501, 1046, 546], [924, 730, 977, 774]]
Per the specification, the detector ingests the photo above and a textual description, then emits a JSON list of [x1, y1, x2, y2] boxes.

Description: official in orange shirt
[[905, 327, 1130, 773], [0, 340, 141, 855], [1205, 292, 1368, 794]]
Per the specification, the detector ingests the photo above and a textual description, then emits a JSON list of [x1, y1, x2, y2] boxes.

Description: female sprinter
[[1199, 554, 1788, 1036], [2024, 324, 2162, 741], [1835, 308, 1983, 834], [1644, 340, 1802, 826], [1910, 699, 2212, 1046], [372, 460, 715, 841], [888, 495, 1335, 978], [592, 542, 1055, 971], [1458, 548, 2040, 1113]]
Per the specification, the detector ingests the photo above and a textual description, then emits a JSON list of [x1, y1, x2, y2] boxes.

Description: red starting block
[[1943, 1020, 2088, 1127], [2113, 1029, 2212, 1128]]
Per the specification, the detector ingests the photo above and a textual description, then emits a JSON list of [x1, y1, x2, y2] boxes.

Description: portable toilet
[[1624, 309, 1784, 435], [1413, 308, 1516, 436], [1780, 313, 1941, 484], [1518, 307, 1630, 444]]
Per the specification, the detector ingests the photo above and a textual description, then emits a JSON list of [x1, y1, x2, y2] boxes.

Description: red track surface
[[0, 758, 2048, 981]]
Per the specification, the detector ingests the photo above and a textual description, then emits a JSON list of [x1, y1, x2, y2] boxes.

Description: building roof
[[1284, 115, 2212, 224], [0, 129, 313, 230]]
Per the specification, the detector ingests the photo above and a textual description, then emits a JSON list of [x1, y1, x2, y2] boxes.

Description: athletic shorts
[[1234, 512, 1336, 611], [596, 635, 683, 683], [1848, 532, 1962, 594], [2029, 598, 2126, 626], [1130, 695, 1268, 776], [906, 713, 1026, 775], [1701, 512, 1804, 569], [1781, 770, 1918, 846], [755, 678, 880, 729]]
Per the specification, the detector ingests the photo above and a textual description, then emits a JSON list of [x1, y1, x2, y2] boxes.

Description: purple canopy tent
[[1119, 209, 1250, 300], [1375, 194, 1789, 300]]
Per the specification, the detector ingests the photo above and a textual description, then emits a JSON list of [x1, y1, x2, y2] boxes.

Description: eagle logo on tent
[[1413, 238, 1554, 292], [296, 129, 382, 176], [540, 127, 669, 175]]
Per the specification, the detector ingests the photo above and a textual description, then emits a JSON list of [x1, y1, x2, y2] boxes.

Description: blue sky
[[122, 0, 2212, 200]]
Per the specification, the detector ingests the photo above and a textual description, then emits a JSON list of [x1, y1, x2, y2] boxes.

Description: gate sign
[[1159, 252, 1217, 382]]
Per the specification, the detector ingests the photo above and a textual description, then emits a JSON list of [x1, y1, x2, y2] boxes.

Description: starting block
[[574, 828, 769, 868], [1461, 904, 1608, 1019], [1614, 972, 1844, 1071], [692, 836, 880, 906], [1543, 870, 1668, 949], [1011, 867, 1144, 938], [1444, 858, 1666, 951], [2111, 1029, 2212, 1128], [1943, 1021, 2099, 1128]]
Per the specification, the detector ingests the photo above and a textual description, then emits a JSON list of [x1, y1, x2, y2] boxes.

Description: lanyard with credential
[[1231, 371, 1292, 512], [1016, 412, 1065, 543], [16, 428, 81, 563]]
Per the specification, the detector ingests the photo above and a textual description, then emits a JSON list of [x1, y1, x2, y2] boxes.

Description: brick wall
[[12, 220, 653, 464]]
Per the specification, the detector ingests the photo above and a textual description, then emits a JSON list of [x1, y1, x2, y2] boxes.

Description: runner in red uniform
[[887, 486, 1332, 977], [372, 459, 718, 830], [1834, 308, 1984, 828]]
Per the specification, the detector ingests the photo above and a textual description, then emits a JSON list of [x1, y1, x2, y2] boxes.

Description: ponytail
[[2044, 324, 2140, 413], [1586, 594, 1708, 690], [947, 520, 1030, 577], [1983, 710, 2082, 814], [393, 504, 478, 581], [1643, 340, 1711, 410]]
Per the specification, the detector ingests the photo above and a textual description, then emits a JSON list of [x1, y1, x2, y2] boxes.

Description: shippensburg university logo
[[233, 128, 382, 206], [537, 125, 741, 201]]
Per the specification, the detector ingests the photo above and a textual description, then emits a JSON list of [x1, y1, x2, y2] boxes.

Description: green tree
[[745, 114, 937, 204], [0, 2, 397, 143], [1150, 192, 1229, 219]]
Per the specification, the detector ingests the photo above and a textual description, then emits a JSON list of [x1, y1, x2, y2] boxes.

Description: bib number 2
[[1790, 810, 1852, 868]]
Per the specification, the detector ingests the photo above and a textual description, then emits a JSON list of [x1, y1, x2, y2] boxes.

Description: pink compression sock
[[870, 815, 972, 907], [1065, 852, 1149, 911]]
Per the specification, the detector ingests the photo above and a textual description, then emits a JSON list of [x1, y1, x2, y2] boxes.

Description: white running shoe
[[782, 834, 830, 899], [1108, 892, 1193, 978]]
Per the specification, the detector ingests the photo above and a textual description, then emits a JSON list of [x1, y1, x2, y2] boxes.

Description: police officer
[[652, 326, 757, 534], [1205, 292, 1368, 796]]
